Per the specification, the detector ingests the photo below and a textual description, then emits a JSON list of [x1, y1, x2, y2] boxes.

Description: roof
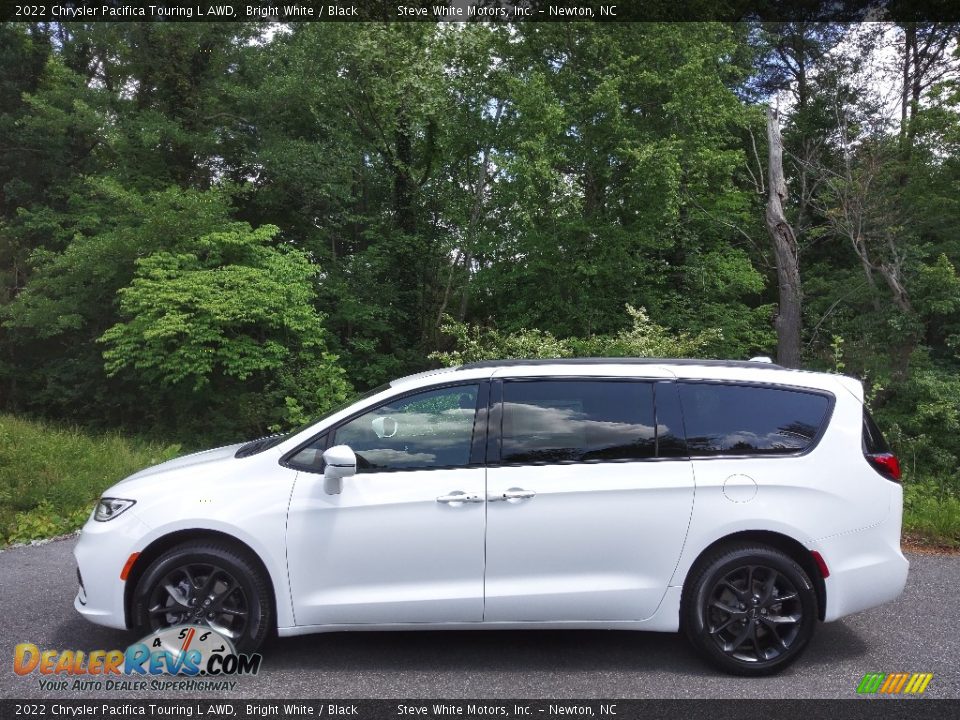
[[458, 357, 784, 370]]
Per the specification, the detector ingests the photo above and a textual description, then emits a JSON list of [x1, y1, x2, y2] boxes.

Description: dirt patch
[[902, 533, 960, 556]]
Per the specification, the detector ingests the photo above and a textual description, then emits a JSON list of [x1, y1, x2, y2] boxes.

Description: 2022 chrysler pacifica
[[75, 358, 908, 675]]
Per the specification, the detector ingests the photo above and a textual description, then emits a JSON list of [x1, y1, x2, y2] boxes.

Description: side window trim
[[676, 379, 836, 460], [486, 379, 503, 465], [469, 381, 491, 466], [280, 380, 485, 474], [653, 380, 690, 460]]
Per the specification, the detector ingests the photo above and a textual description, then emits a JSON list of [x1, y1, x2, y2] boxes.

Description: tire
[[681, 543, 818, 676], [131, 542, 273, 654]]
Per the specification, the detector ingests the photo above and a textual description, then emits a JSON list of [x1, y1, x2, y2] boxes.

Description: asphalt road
[[1, 537, 958, 700]]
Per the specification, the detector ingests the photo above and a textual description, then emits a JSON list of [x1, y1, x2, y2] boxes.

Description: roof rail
[[458, 357, 784, 370]]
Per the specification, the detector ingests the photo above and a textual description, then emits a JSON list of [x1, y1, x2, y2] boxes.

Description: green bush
[[431, 305, 722, 367], [903, 478, 960, 547], [870, 353, 960, 492], [5, 502, 92, 545], [98, 223, 353, 440]]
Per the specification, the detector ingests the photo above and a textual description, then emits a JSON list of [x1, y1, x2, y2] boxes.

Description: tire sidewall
[[131, 544, 271, 654], [685, 546, 817, 676]]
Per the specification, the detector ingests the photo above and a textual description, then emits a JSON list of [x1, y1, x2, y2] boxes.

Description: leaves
[[431, 305, 722, 367], [98, 222, 351, 432], [0, 22, 958, 488]]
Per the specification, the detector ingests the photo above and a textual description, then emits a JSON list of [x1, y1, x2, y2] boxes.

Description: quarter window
[[862, 408, 890, 454], [678, 383, 830, 456], [500, 380, 656, 464]]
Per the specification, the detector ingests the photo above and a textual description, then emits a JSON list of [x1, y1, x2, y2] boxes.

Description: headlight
[[94, 497, 136, 522]]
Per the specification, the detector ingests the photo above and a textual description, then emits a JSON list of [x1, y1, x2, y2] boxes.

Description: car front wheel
[[131, 541, 272, 654], [682, 544, 818, 676]]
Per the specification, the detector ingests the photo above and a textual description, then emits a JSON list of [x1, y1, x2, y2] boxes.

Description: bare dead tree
[[765, 106, 803, 368]]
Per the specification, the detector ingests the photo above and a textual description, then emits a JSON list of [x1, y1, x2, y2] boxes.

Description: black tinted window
[[285, 433, 329, 472], [863, 409, 890, 454], [679, 383, 830, 456], [501, 380, 655, 464]]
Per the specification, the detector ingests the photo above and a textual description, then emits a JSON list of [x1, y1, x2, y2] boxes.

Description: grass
[[2, 413, 958, 549], [0, 414, 180, 545], [903, 479, 960, 549]]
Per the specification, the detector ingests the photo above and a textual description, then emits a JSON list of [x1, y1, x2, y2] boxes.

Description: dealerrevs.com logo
[[13, 626, 261, 692], [857, 673, 934, 695]]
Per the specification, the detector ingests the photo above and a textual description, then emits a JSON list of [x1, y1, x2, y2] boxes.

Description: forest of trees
[[1, 21, 959, 497]]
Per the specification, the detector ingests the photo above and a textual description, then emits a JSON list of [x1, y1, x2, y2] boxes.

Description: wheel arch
[[123, 528, 279, 631], [679, 530, 827, 622]]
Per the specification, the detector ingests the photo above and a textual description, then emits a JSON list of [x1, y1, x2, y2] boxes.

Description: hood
[[117, 442, 246, 484]]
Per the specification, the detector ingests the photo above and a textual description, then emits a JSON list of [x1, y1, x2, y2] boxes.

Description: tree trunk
[[900, 24, 914, 136], [898, 24, 917, 187], [765, 106, 803, 368], [878, 262, 913, 315]]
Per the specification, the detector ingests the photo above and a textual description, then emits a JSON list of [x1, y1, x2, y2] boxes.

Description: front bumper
[[73, 510, 152, 630]]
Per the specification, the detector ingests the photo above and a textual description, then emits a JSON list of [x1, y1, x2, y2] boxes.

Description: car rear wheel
[[131, 542, 272, 654], [682, 544, 817, 676]]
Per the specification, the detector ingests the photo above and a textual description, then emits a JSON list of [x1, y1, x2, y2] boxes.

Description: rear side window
[[678, 382, 831, 457], [862, 408, 890, 454], [501, 380, 656, 464]]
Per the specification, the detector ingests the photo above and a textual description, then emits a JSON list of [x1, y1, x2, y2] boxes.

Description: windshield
[[234, 383, 391, 458]]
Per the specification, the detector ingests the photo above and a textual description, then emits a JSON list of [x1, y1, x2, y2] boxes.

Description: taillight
[[866, 452, 901, 482]]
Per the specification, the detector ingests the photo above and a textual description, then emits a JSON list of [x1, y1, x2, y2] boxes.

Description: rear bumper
[[816, 483, 909, 622]]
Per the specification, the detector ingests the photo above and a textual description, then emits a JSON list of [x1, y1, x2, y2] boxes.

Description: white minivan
[[75, 358, 909, 675]]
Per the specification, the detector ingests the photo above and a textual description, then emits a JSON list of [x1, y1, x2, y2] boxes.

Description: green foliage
[[101, 224, 314, 385], [873, 355, 960, 488], [431, 305, 722, 366], [99, 223, 352, 436], [903, 479, 960, 548], [914, 254, 960, 320], [1, 23, 959, 539], [465, 23, 765, 342], [0, 414, 180, 545], [6, 502, 92, 546], [1, 182, 244, 428], [830, 335, 846, 374], [4, 180, 238, 340], [431, 322, 572, 367]]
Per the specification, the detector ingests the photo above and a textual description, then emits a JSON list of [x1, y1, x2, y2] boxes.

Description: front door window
[[334, 385, 480, 471]]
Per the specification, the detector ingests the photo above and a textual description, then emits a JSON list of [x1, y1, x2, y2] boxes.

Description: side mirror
[[322, 444, 357, 495]]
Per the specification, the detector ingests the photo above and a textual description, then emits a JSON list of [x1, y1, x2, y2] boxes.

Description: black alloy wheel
[[705, 564, 802, 662], [132, 542, 272, 654], [146, 562, 250, 641], [683, 544, 818, 676]]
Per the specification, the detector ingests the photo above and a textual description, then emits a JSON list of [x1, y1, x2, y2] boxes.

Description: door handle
[[488, 487, 536, 502], [436, 491, 484, 505]]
